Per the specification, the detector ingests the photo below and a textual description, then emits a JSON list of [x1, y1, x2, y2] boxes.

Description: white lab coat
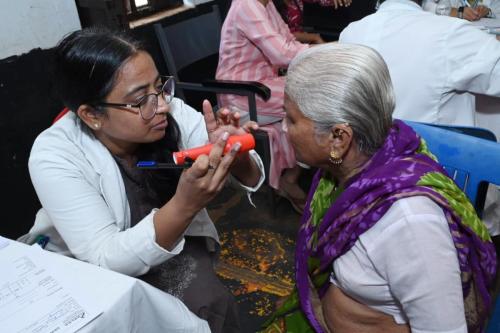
[[25, 98, 265, 277], [340, 0, 500, 126]]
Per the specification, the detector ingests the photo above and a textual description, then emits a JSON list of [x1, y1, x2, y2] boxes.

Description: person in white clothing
[[339, 0, 500, 240], [22, 27, 265, 333]]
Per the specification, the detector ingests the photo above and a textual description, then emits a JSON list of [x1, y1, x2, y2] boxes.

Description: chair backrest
[[487, 295, 500, 333], [405, 121, 500, 216], [153, 4, 222, 107], [427, 123, 497, 142], [153, 4, 222, 83]]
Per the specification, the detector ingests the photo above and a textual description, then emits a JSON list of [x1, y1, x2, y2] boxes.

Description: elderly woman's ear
[[329, 123, 353, 158]]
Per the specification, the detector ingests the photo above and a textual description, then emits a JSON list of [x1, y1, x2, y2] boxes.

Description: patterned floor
[[207, 185, 302, 332]]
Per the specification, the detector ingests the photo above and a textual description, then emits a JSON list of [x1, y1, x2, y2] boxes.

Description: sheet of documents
[[0, 237, 101, 333]]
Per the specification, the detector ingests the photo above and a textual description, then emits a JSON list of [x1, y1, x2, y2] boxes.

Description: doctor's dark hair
[[54, 27, 182, 203], [54, 27, 144, 112]]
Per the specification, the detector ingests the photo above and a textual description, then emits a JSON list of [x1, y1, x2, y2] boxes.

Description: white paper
[[0, 243, 101, 333]]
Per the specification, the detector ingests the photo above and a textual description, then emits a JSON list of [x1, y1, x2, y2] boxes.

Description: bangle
[[458, 6, 465, 19]]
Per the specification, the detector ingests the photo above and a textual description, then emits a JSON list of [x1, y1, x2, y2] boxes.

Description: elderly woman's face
[[95, 51, 171, 150], [284, 94, 330, 167]]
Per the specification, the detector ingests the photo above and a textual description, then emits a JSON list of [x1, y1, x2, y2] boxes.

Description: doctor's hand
[[202, 100, 259, 144], [173, 131, 240, 214]]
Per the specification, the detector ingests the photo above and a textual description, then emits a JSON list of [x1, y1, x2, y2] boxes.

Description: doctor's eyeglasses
[[93, 76, 175, 120]]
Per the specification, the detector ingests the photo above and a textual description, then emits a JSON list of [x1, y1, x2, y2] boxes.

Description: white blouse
[[330, 196, 467, 333]]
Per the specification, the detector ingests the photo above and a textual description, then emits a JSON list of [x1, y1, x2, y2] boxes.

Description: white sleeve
[[445, 21, 500, 97], [29, 150, 182, 277], [366, 199, 466, 333], [422, 0, 438, 13], [487, 0, 500, 16]]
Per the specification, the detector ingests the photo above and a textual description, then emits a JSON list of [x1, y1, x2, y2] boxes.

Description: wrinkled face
[[283, 94, 330, 168], [96, 51, 170, 152]]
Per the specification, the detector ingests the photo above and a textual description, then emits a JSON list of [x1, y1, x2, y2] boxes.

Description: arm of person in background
[[236, 0, 309, 67], [445, 20, 500, 96], [450, 6, 487, 20], [449, 0, 490, 20]]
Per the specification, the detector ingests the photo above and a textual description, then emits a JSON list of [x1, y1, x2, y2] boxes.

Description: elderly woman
[[262, 43, 496, 332]]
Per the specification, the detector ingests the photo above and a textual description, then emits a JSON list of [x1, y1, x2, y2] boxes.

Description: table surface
[[0, 238, 210, 333]]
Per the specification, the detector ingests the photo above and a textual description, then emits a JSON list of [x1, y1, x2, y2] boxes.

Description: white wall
[[0, 1, 81, 60]]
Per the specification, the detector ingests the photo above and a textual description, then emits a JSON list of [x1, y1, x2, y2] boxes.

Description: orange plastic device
[[172, 133, 256, 165]]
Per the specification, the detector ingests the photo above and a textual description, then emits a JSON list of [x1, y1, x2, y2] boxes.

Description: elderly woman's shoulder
[[369, 196, 449, 239]]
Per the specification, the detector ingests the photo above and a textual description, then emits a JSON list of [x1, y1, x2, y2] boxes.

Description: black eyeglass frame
[[92, 76, 175, 120]]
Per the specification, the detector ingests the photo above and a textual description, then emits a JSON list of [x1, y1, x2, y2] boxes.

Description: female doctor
[[23, 27, 265, 333]]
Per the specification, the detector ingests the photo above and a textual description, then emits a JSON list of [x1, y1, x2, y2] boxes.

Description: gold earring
[[329, 150, 342, 165]]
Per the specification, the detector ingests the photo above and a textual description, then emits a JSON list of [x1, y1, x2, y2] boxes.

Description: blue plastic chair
[[405, 121, 500, 332], [405, 121, 500, 217], [488, 296, 500, 333]]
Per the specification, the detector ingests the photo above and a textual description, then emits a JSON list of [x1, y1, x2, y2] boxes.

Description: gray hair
[[285, 43, 395, 155]]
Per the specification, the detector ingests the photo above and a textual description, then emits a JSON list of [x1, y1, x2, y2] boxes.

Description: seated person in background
[[340, 0, 500, 239], [273, 0, 352, 43], [22, 27, 265, 333], [423, 0, 499, 20], [217, 0, 316, 213], [262, 43, 496, 333]]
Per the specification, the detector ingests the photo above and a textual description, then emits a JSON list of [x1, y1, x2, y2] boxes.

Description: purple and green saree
[[262, 120, 497, 333]]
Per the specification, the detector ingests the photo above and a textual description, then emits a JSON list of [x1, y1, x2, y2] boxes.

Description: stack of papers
[[0, 237, 101, 333]]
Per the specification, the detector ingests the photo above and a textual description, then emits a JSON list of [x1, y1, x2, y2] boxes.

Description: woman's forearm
[[229, 151, 261, 187], [153, 195, 200, 250]]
